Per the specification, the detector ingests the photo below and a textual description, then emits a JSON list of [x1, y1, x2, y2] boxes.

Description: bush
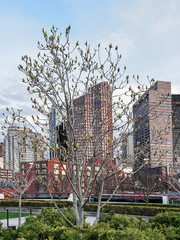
[[1, 208, 80, 240], [149, 212, 180, 240], [99, 211, 142, 229], [150, 211, 180, 228], [84, 203, 180, 216], [83, 222, 117, 240], [0, 199, 73, 208], [115, 227, 166, 240], [0, 206, 180, 239]]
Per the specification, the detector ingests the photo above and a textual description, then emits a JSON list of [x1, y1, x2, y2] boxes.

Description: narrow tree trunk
[[77, 198, 84, 227], [18, 190, 22, 226], [94, 180, 104, 224], [146, 193, 149, 206], [73, 191, 79, 225]]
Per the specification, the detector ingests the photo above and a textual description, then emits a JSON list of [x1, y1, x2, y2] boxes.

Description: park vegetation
[[0, 208, 180, 239]]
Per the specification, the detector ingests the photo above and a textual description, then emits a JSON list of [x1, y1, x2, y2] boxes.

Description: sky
[[0, 0, 180, 138]]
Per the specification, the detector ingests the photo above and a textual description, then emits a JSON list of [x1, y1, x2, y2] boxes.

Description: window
[[36, 164, 40, 169], [54, 163, 59, 169], [42, 163, 46, 168], [42, 169, 46, 174], [62, 170, 65, 175]]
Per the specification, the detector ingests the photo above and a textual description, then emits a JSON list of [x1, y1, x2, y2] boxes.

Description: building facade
[[0, 142, 3, 169], [172, 94, 180, 169], [21, 159, 71, 199], [3, 127, 45, 173], [73, 82, 113, 162], [133, 81, 173, 171]]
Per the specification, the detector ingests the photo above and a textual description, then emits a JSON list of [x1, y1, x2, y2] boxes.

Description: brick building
[[21, 159, 71, 199]]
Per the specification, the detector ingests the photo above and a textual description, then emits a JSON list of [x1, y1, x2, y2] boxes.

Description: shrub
[[84, 203, 180, 216], [149, 212, 180, 240], [83, 222, 117, 240], [0, 199, 73, 208], [99, 211, 142, 230], [0, 206, 180, 239], [115, 227, 166, 240], [149, 211, 180, 228]]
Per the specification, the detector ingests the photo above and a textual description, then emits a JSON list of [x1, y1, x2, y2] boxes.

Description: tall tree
[[16, 25, 156, 227]]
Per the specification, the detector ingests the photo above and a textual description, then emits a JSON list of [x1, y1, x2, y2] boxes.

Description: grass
[[0, 211, 35, 220]]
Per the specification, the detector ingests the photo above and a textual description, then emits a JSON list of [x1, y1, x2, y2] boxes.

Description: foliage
[[0, 209, 180, 239], [150, 211, 180, 228], [85, 202, 180, 216], [149, 212, 180, 240], [0, 199, 72, 208], [1, 199, 180, 217], [23, 208, 77, 227]]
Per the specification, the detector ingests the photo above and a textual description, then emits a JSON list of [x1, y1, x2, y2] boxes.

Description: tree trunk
[[77, 199, 84, 227], [94, 179, 104, 224], [146, 193, 149, 206], [18, 191, 22, 226]]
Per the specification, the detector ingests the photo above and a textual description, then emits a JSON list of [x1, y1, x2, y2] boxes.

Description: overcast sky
[[0, 0, 180, 139]]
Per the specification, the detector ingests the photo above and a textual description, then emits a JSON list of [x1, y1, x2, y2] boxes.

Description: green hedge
[[87, 201, 180, 208], [0, 199, 73, 208], [84, 203, 180, 216], [0, 199, 180, 216]]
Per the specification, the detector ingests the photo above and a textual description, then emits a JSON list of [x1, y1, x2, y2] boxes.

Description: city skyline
[[0, 0, 180, 141]]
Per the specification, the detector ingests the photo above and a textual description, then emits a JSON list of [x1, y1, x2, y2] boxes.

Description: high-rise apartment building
[[73, 82, 113, 162], [0, 142, 3, 168], [3, 127, 45, 173], [172, 94, 180, 168], [133, 81, 173, 170]]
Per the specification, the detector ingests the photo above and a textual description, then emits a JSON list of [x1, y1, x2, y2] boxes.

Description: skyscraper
[[133, 81, 173, 171], [73, 82, 113, 162], [3, 126, 45, 173], [172, 94, 180, 168]]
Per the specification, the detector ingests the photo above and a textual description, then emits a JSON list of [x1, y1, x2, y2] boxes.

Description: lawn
[[0, 211, 35, 220]]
